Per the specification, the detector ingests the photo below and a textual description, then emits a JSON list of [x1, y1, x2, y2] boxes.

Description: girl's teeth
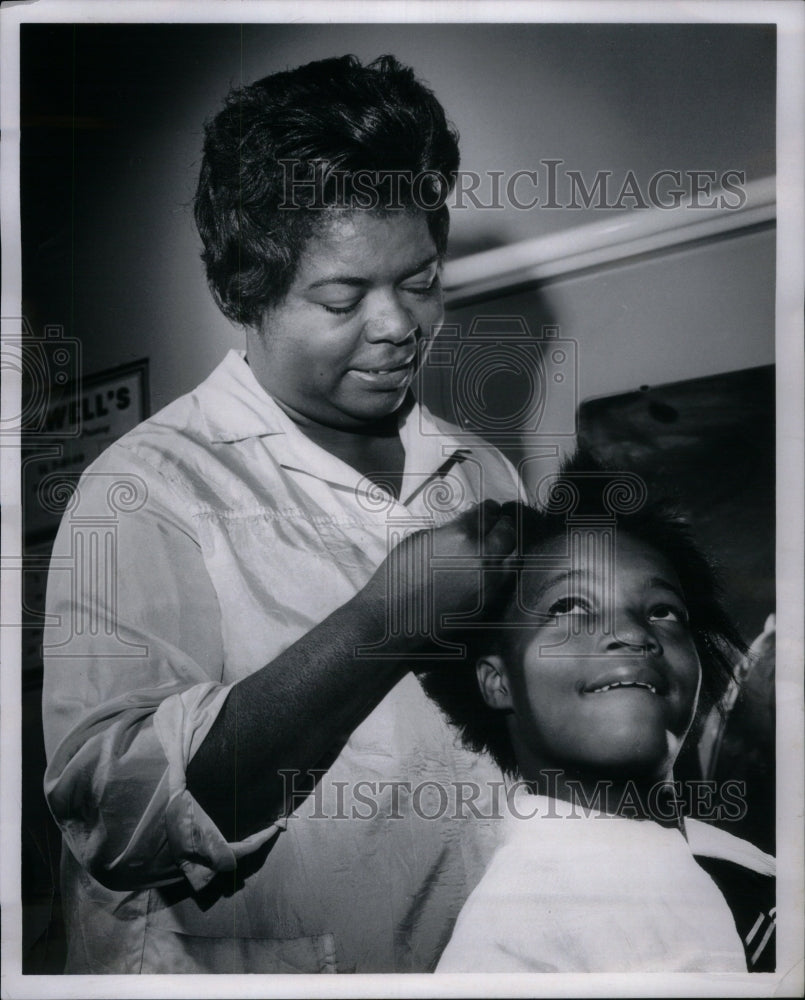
[[591, 681, 657, 694]]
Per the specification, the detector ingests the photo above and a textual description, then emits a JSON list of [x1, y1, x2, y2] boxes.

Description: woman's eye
[[648, 604, 688, 624], [401, 274, 440, 296], [320, 301, 360, 315], [547, 596, 593, 617]]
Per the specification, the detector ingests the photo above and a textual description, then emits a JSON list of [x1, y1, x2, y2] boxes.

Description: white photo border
[[1, 2, 802, 998]]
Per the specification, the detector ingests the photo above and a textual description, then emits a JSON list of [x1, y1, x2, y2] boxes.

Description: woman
[[43, 55, 523, 974]]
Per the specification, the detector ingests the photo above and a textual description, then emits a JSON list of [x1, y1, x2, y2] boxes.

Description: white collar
[[196, 350, 476, 498]]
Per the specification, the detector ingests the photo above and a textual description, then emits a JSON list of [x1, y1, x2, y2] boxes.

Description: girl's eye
[[547, 596, 593, 617], [648, 604, 688, 624]]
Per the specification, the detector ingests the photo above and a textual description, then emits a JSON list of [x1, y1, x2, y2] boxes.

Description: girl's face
[[245, 210, 443, 430], [481, 532, 702, 784]]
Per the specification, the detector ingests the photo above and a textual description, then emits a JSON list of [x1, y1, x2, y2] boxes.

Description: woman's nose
[[363, 292, 417, 344]]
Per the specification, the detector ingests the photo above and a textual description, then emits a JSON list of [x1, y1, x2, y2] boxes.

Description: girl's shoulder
[[685, 818, 775, 876]]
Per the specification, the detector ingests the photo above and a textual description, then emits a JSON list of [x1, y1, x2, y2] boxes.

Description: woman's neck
[[272, 395, 408, 498]]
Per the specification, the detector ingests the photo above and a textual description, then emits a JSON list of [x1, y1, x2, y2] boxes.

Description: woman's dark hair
[[421, 450, 747, 777], [194, 54, 460, 328]]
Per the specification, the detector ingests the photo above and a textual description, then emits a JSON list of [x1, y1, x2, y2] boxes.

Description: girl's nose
[[605, 611, 663, 655]]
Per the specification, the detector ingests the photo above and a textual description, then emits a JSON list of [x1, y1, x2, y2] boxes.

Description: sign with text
[[23, 358, 148, 542]]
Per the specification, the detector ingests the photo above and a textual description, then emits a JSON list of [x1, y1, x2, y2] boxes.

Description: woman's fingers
[[452, 499, 518, 557], [483, 507, 516, 556]]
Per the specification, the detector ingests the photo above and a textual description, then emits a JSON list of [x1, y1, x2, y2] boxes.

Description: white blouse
[[437, 790, 774, 972]]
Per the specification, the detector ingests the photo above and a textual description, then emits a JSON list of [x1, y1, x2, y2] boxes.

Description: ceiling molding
[[444, 175, 775, 303]]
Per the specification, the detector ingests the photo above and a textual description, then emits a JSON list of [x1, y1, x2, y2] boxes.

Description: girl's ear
[[476, 654, 514, 711]]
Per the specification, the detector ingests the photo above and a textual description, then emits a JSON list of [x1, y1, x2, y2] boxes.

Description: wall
[[21, 22, 776, 413], [445, 225, 775, 405]]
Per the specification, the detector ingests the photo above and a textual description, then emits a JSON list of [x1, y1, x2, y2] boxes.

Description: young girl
[[423, 457, 775, 973]]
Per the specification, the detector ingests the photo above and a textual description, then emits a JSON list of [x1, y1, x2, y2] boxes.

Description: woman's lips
[[349, 360, 415, 389]]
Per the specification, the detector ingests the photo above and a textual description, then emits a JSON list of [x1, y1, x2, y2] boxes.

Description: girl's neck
[[525, 769, 685, 832]]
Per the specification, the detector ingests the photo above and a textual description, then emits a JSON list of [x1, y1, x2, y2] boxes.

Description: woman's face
[[247, 210, 444, 429]]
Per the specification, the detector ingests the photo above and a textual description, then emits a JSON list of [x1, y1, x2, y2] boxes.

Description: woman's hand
[[363, 500, 517, 651]]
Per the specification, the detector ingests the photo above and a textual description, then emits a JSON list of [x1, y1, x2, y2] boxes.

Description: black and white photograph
[[1, 1, 803, 996]]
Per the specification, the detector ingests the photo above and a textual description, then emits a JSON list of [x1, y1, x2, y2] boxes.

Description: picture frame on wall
[[22, 357, 149, 543]]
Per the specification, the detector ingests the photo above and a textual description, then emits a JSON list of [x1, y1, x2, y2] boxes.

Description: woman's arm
[[44, 441, 514, 889], [186, 501, 515, 840]]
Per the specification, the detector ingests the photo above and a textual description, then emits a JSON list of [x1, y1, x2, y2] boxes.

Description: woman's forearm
[[185, 585, 410, 840]]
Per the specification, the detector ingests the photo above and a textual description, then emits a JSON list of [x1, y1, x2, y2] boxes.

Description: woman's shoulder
[[79, 351, 283, 499]]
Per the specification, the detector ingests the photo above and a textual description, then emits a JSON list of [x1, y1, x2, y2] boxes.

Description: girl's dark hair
[[421, 450, 747, 777], [193, 54, 460, 328]]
